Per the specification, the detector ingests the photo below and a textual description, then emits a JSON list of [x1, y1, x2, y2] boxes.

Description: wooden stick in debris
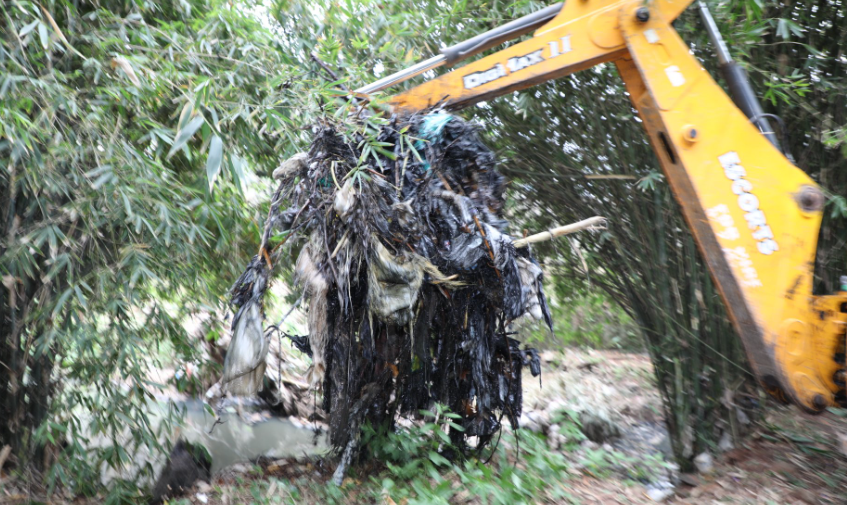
[[584, 174, 637, 180], [512, 216, 606, 248], [331, 228, 350, 259], [473, 214, 501, 279], [332, 437, 356, 486]]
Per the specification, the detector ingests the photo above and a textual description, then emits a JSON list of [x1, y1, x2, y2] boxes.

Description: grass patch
[[229, 406, 577, 505]]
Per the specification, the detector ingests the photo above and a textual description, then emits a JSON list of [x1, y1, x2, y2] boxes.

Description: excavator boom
[[358, 0, 847, 411]]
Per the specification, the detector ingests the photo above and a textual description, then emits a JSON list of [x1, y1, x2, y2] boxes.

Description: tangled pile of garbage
[[219, 112, 555, 479]]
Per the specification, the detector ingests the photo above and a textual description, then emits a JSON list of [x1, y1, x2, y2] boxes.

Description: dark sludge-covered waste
[[220, 112, 552, 482]]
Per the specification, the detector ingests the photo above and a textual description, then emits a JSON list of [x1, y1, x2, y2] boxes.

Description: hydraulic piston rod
[[697, 2, 780, 150], [355, 3, 563, 94]]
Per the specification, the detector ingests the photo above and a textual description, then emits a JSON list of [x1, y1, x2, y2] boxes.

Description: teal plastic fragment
[[415, 113, 453, 171], [415, 113, 453, 150]]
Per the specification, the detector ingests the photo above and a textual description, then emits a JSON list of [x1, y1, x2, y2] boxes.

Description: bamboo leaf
[[230, 154, 246, 194], [52, 288, 73, 318], [177, 101, 193, 131], [206, 135, 223, 191], [19, 20, 39, 37], [38, 21, 48, 49], [167, 115, 205, 158], [40, 5, 86, 59], [110, 56, 141, 86]]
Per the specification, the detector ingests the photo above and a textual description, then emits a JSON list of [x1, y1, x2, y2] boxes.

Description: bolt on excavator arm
[[358, 0, 847, 412]]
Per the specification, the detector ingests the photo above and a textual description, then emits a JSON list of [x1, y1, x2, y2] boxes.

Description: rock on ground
[[693, 452, 714, 474], [150, 440, 211, 505], [579, 410, 621, 443]]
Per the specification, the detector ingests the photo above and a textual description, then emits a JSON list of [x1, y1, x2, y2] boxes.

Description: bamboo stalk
[[512, 216, 606, 248]]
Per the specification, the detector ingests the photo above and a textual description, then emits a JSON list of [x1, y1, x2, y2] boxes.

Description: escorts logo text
[[718, 152, 779, 255]]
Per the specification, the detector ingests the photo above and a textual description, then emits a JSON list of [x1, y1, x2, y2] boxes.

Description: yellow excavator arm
[[355, 0, 847, 412]]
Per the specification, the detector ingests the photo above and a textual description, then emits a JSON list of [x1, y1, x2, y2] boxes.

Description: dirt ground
[[3, 349, 846, 504], [529, 350, 847, 504], [145, 348, 847, 505], [670, 406, 847, 505]]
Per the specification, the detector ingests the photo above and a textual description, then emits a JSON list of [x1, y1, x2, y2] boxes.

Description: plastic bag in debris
[[368, 239, 463, 325], [294, 239, 330, 389], [224, 112, 553, 462], [220, 256, 270, 397]]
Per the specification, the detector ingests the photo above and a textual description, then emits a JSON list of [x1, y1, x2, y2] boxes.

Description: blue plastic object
[[415, 113, 454, 170]]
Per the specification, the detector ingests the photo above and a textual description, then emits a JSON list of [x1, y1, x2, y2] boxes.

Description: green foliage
[[577, 447, 619, 479], [263, 0, 847, 472], [0, 0, 341, 499], [238, 0, 847, 488], [4, 0, 846, 498], [361, 404, 462, 481], [524, 286, 641, 351], [336, 404, 571, 505], [549, 408, 587, 450], [578, 446, 670, 483]]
